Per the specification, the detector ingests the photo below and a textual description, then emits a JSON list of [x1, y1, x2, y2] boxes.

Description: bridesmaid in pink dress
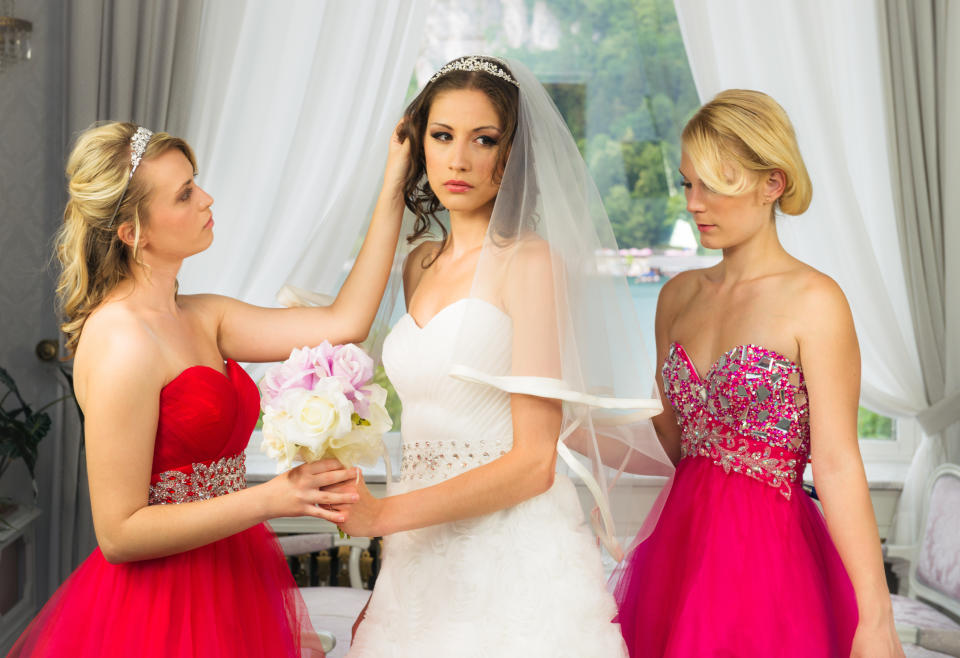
[[612, 90, 903, 657], [10, 120, 409, 656]]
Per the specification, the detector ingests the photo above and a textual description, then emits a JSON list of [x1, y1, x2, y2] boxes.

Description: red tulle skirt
[[10, 523, 321, 657], [613, 456, 859, 657]]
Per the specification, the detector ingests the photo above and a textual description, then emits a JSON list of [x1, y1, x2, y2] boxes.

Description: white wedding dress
[[347, 298, 627, 657]]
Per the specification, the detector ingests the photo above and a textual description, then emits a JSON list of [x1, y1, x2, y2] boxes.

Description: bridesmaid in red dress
[[10, 121, 408, 657]]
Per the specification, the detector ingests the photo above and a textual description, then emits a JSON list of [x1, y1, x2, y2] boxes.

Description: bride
[[339, 56, 673, 657]]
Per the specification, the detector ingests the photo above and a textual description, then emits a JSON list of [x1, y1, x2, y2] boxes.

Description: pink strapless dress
[[613, 343, 858, 657], [9, 360, 321, 657]]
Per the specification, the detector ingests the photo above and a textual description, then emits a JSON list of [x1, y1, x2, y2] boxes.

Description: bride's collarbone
[[407, 273, 476, 323]]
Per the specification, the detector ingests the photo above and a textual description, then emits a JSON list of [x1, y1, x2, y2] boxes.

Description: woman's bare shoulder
[[74, 303, 165, 402]]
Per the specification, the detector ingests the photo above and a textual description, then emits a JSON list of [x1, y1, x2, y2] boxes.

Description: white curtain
[[177, 0, 427, 319], [672, 0, 940, 539]]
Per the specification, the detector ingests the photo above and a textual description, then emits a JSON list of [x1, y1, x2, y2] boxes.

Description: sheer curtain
[[177, 0, 427, 326], [673, 0, 926, 416], [671, 0, 940, 539]]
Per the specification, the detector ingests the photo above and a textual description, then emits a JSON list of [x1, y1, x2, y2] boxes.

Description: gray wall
[[0, 0, 69, 601]]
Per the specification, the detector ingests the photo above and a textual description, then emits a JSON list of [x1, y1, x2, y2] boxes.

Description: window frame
[[858, 417, 919, 464]]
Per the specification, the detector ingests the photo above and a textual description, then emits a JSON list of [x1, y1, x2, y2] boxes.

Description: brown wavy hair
[[54, 121, 197, 355], [401, 56, 520, 264]]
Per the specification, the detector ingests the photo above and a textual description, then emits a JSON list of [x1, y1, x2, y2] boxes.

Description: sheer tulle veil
[[439, 58, 674, 559]]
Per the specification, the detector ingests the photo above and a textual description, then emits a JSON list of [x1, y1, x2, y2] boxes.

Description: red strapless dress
[[9, 360, 321, 657]]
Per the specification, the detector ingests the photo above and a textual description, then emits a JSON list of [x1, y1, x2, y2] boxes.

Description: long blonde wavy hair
[[55, 122, 197, 355], [682, 89, 812, 215]]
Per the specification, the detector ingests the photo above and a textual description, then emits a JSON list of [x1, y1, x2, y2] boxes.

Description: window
[[382, 0, 902, 455]]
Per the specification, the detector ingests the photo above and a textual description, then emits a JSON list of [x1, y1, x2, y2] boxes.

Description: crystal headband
[[107, 126, 154, 227], [127, 127, 153, 178], [428, 56, 519, 88]]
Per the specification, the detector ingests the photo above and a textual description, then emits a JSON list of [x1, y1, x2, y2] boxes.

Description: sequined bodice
[[148, 359, 259, 504], [663, 343, 811, 498]]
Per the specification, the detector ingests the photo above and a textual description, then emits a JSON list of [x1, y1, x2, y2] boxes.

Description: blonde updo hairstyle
[[682, 89, 812, 215], [55, 121, 197, 354]]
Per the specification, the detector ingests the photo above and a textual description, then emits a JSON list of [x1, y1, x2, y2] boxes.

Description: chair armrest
[[277, 532, 335, 556], [918, 628, 960, 656], [897, 624, 919, 645], [883, 542, 917, 562]]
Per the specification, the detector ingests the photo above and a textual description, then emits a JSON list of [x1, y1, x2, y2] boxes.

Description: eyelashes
[[429, 132, 499, 147], [180, 187, 193, 202]]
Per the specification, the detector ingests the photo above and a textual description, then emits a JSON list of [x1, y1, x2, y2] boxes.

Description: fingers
[[306, 504, 348, 524], [315, 467, 360, 489], [303, 458, 346, 473], [297, 462, 357, 489], [323, 480, 359, 495], [313, 490, 359, 507]]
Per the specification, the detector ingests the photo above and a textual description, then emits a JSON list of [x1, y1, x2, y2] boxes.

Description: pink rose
[[260, 346, 322, 410], [331, 344, 374, 413]]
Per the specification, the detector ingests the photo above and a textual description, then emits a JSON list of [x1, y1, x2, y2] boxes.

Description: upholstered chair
[[885, 464, 960, 657]]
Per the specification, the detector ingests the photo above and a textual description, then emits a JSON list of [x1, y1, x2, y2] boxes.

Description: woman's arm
[[799, 275, 902, 657], [648, 273, 685, 465], [77, 315, 359, 564], [343, 393, 560, 537], [207, 125, 411, 363]]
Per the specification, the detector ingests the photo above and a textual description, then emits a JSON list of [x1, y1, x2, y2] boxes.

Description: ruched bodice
[[382, 298, 515, 483], [151, 359, 259, 474]]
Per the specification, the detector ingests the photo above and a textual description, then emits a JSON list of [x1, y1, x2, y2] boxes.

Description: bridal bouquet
[[259, 342, 392, 472]]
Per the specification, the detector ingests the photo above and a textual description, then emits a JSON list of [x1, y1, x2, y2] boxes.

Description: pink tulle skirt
[[613, 456, 858, 657], [10, 523, 321, 657]]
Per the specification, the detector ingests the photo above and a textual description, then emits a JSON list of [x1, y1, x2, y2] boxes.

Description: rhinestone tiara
[[128, 126, 153, 179], [428, 56, 519, 88]]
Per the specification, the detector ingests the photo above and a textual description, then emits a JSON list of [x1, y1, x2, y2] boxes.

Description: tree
[[499, 0, 700, 248]]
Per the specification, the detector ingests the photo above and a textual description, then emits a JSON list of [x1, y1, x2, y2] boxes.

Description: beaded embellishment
[[400, 439, 507, 482], [108, 125, 154, 227], [127, 127, 153, 178], [148, 453, 246, 505], [664, 343, 811, 499], [429, 55, 519, 87]]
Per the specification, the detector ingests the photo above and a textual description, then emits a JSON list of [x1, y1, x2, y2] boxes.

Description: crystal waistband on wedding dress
[[148, 453, 246, 505], [400, 439, 508, 481]]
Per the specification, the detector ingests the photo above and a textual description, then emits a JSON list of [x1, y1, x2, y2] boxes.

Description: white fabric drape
[[671, 0, 942, 540], [177, 0, 427, 324], [673, 0, 926, 419]]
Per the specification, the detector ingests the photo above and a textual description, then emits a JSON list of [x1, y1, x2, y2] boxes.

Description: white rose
[[327, 388, 393, 467], [285, 380, 354, 460], [260, 407, 303, 471]]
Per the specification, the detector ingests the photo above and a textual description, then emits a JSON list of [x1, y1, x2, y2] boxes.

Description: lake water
[[628, 279, 665, 360]]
